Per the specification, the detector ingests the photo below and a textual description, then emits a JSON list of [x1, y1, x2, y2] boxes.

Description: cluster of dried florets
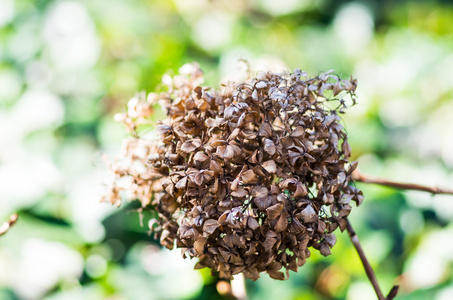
[[103, 63, 363, 281]]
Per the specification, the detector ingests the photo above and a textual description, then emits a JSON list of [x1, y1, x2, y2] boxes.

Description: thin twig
[[346, 218, 386, 300], [0, 213, 18, 236], [386, 285, 399, 300], [352, 170, 453, 195]]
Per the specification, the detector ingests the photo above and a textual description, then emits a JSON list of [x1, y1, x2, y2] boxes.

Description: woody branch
[[352, 170, 453, 195]]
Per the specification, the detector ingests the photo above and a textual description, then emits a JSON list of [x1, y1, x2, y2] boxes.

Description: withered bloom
[[103, 63, 363, 280]]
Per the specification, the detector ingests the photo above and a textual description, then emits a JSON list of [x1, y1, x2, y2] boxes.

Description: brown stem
[[346, 218, 386, 300], [386, 285, 399, 300], [0, 213, 18, 236], [352, 170, 453, 195]]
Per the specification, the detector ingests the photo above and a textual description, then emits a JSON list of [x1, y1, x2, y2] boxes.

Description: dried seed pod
[[103, 62, 361, 281]]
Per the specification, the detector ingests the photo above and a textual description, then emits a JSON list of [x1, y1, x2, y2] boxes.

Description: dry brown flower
[[103, 63, 362, 280]]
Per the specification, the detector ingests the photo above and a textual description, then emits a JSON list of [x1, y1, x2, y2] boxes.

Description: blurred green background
[[1, 0, 453, 299]]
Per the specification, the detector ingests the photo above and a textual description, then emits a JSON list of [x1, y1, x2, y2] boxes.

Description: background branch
[[352, 170, 453, 195], [346, 218, 387, 300]]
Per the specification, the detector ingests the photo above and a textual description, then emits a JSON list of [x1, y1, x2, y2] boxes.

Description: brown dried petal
[[324, 114, 337, 126], [156, 124, 172, 136], [226, 211, 241, 228], [254, 196, 272, 210], [338, 205, 351, 218], [231, 188, 248, 198], [348, 161, 359, 175], [217, 144, 241, 159], [244, 267, 260, 281], [249, 150, 262, 164], [194, 237, 207, 254], [317, 220, 326, 234], [294, 183, 308, 197], [211, 140, 227, 147], [264, 139, 276, 156], [268, 261, 282, 271], [241, 129, 258, 139], [205, 117, 223, 128], [338, 193, 353, 205], [224, 234, 234, 248], [262, 160, 277, 174], [245, 243, 257, 256], [333, 81, 342, 96], [323, 193, 334, 204], [252, 186, 268, 198], [242, 169, 259, 184], [230, 254, 243, 265], [259, 123, 273, 138], [337, 171, 347, 186], [291, 127, 305, 137], [193, 172, 205, 186], [181, 139, 201, 153], [194, 151, 209, 162], [216, 145, 230, 159], [203, 219, 219, 235], [299, 205, 317, 223], [342, 140, 351, 158], [324, 233, 336, 247], [291, 218, 305, 234], [354, 192, 364, 206], [266, 203, 283, 220], [228, 128, 241, 141], [338, 218, 348, 232], [247, 217, 260, 230], [267, 270, 285, 280], [318, 242, 331, 257], [287, 260, 298, 273], [181, 227, 198, 239], [175, 176, 188, 189], [304, 153, 316, 163], [219, 248, 231, 262], [230, 175, 241, 191], [279, 178, 297, 189], [218, 211, 229, 225], [263, 237, 277, 251], [194, 261, 207, 270], [209, 160, 222, 175], [274, 215, 288, 232]]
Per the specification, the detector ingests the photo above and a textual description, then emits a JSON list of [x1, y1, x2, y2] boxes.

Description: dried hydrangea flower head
[[103, 63, 363, 280]]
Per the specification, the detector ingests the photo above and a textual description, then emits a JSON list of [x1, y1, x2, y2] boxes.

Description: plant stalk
[[346, 218, 386, 300], [352, 170, 453, 195]]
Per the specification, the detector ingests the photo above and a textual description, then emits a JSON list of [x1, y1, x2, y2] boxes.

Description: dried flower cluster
[[104, 63, 363, 280]]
